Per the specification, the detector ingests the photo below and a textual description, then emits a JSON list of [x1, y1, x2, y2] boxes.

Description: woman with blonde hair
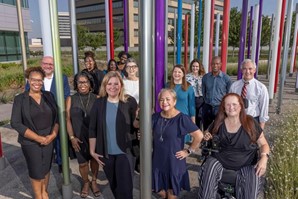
[[89, 71, 138, 199]]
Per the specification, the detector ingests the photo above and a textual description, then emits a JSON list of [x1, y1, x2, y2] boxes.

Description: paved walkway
[[0, 74, 297, 199]]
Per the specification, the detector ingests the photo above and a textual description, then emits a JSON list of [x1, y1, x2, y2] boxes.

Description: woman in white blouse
[[123, 58, 139, 104]]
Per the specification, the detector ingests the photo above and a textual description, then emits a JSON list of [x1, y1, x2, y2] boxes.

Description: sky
[[28, 0, 298, 39]]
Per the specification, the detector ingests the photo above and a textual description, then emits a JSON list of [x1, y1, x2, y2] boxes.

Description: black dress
[[70, 92, 97, 163], [22, 96, 55, 179]]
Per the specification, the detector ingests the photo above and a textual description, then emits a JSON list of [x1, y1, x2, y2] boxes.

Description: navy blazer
[[11, 91, 58, 145], [25, 74, 70, 100]]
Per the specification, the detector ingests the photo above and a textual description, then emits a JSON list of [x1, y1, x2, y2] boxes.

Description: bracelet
[[70, 135, 75, 140], [261, 152, 270, 159]]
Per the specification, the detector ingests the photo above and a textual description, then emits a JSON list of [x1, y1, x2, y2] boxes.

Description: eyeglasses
[[29, 78, 43, 84], [42, 62, 53, 66], [126, 65, 137, 70], [77, 81, 89, 85]]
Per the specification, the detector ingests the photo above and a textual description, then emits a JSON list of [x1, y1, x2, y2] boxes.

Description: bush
[[265, 112, 298, 199]]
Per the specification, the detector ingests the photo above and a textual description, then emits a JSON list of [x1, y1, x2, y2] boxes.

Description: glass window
[[3, 0, 15, 5], [5, 33, 17, 54], [0, 33, 6, 55]]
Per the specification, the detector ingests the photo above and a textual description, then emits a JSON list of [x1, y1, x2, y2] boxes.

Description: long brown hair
[[169, 65, 189, 91], [99, 71, 128, 102], [210, 93, 257, 143], [189, 59, 205, 76]]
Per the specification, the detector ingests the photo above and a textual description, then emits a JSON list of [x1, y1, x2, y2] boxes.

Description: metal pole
[[176, 0, 182, 64], [197, 0, 203, 60], [124, 0, 128, 52], [237, 0, 249, 80], [173, 9, 177, 65], [290, 5, 298, 76], [215, 13, 220, 56], [155, 0, 165, 112], [208, 0, 215, 72], [266, 14, 275, 79], [274, 0, 287, 94], [247, 6, 253, 59], [277, 0, 294, 114], [0, 134, 6, 170], [268, 1, 283, 103], [255, 0, 263, 76], [69, 0, 79, 75], [38, 0, 52, 56], [203, 0, 211, 72], [16, 0, 28, 85], [108, 0, 114, 59], [105, 0, 111, 61], [221, 0, 230, 73], [48, 0, 72, 198], [190, 3, 195, 61], [251, 4, 259, 65], [165, 0, 168, 84], [184, 15, 189, 71], [139, 0, 153, 198]]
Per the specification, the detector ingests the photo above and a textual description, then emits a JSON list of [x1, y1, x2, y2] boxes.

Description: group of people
[[10, 51, 271, 199]]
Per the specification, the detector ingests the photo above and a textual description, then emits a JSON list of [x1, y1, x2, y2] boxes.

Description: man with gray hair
[[229, 59, 269, 129]]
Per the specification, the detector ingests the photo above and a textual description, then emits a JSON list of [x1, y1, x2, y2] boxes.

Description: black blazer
[[89, 96, 137, 158], [11, 91, 58, 145]]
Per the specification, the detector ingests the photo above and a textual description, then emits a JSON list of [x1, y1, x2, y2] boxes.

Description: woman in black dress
[[11, 67, 59, 199], [66, 71, 100, 198]]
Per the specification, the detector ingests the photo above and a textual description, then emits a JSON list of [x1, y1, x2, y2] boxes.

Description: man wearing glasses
[[26, 56, 70, 173]]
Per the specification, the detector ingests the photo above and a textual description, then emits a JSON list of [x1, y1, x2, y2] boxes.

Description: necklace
[[159, 118, 170, 142], [78, 92, 91, 118]]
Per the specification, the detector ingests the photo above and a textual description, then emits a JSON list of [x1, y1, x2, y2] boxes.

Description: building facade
[[0, 0, 31, 62], [75, 0, 224, 47]]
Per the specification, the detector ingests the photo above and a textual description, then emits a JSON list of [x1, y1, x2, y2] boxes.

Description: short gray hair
[[241, 59, 256, 69]]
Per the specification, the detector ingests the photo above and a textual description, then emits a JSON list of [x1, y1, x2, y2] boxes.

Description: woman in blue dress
[[152, 88, 203, 199], [168, 64, 196, 142]]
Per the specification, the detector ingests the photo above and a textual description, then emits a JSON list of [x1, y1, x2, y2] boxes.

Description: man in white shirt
[[229, 59, 269, 129]]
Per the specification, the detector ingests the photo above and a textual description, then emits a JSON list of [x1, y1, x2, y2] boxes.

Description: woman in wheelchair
[[198, 93, 270, 199]]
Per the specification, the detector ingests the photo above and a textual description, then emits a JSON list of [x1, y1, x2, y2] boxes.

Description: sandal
[[80, 181, 90, 198], [90, 179, 101, 197]]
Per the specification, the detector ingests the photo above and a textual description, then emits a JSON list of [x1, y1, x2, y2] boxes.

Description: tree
[[77, 25, 89, 50], [260, 15, 271, 49], [228, 7, 241, 57], [86, 32, 105, 52]]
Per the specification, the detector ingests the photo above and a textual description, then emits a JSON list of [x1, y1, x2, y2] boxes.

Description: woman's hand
[[255, 156, 268, 177], [41, 133, 56, 145], [203, 132, 213, 141], [71, 137, 83, 152], [90, 151, 105, 166], [175, 149, 190, 160]]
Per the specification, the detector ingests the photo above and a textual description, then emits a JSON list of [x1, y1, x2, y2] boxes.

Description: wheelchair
[[199, 139, 237, 199]]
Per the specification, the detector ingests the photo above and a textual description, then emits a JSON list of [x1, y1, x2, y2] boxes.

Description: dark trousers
[[202, 103, 219, 130], [54, 136, 62, 165], [101, 154, 134, 199]]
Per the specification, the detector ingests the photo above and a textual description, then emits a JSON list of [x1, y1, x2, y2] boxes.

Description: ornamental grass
[[265, 108, 298, 199]]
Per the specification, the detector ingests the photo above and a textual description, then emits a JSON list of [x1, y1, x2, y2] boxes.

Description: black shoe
[[58, 165, 62, 173]]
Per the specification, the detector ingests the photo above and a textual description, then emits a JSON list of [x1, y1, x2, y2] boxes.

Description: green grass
[[265, 111, 298, 199]]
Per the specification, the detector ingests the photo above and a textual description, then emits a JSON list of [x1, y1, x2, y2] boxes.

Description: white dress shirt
[[229, 78, 269, 123]]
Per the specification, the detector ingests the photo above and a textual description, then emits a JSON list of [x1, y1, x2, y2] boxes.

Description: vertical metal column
[[214, 13, 220, 56], [124, 0, 128, 52], [255, 0, 263, 76], [197, 0, 203, 60], [176, 0, 182, 64], [208, 0, 215, 71], [251, 4, 259, 65], [105, 0, 111, 61], [38, 0, 52, 56], [277, 0, 294, 114], [203, 0, 211, 72], [108, 0, 114, 59], [290, 4, 298, 76], [139, 0, 153, 198], [190, 3, 195, 61], [221, 0, 230, 73], [16, 0, 27, 74], [247, 6, 253, 59], [184, 15, 189, 71], [237, 0, 249, 80], [69, 0, 79, 75], [48, 0, 72, 198]]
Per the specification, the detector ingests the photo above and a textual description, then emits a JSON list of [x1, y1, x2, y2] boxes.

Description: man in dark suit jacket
[[25, 56, 70, 172]]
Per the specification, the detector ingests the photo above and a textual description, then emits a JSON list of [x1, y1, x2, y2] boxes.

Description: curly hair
[[84, 51, 98, 69], [25, 66, 45, 79]]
